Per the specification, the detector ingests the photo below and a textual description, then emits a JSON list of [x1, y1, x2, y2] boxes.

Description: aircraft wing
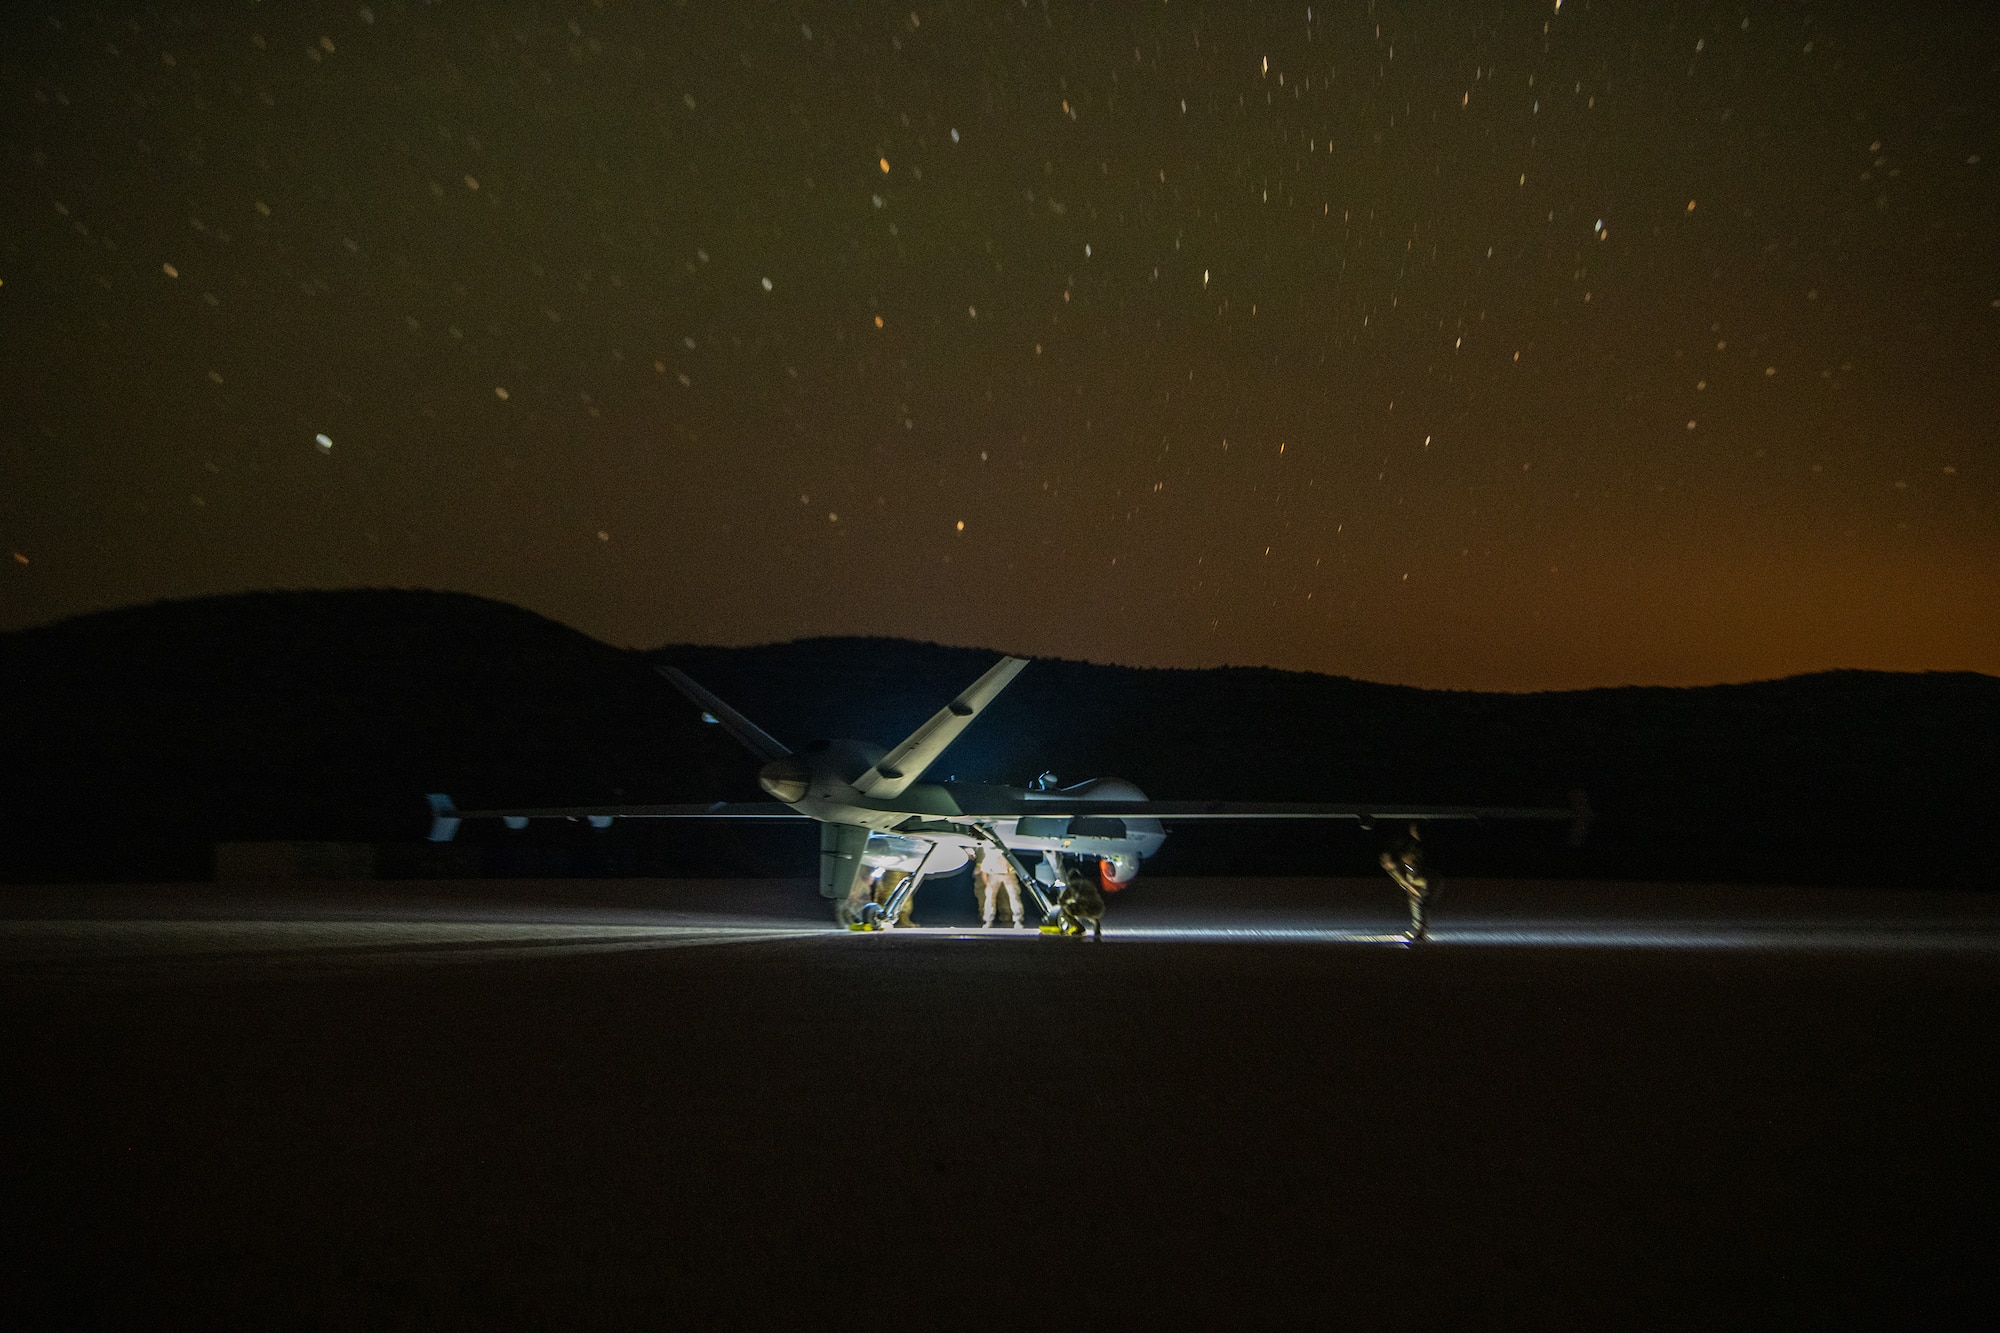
[[426, 794, 807, 841], [453, 801, 807, 819], [952, 800, 1565, 820], [943, 791, 1593, 844]]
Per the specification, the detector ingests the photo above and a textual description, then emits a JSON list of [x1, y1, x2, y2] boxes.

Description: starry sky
[[3, 0, 1995, 690]]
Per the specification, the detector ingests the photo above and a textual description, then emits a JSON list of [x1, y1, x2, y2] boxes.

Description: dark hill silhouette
[[3, 590, 1994, 888], [0, 591, 764, 881]]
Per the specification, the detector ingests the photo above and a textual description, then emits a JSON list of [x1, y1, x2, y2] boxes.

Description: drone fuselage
[[761, 740, 1162, 881]]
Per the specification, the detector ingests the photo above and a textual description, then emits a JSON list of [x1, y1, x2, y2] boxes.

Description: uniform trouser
[[1383, 855, 1429, 936], [978, 869, 1024, 926]]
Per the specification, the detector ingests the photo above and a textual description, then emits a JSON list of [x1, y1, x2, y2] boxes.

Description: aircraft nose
[[758, 756, 811, 804]]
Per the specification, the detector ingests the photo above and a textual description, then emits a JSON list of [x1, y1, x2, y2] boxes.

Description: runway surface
[[6, 876, 1999, 1325], [5, 876, 1999, 977]]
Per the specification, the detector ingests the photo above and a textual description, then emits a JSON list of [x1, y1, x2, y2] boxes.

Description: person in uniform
[[1048, 855, 1105, 941], [1380, 823, 1432, 944], [1058, 877, 1106, 940], [974, 845, 1025, 928]]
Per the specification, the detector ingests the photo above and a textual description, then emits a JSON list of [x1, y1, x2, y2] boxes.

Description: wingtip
[[425, 793, 462, 843]]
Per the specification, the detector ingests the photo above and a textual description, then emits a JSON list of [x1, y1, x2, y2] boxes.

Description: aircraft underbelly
[[862, 833, 972, 876], [994, 817, 1165, 860], [1006, 836, 1152, 858], [861, 823, 1162, 866]]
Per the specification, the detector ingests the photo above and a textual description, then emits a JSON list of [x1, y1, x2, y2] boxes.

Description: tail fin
[[656, 665, 791, 763], [853, 656, 1030, 799]]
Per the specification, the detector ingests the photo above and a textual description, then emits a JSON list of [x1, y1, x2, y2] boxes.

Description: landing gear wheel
[[854, 901, 887, 932], [1038, 910, 1085, 937]]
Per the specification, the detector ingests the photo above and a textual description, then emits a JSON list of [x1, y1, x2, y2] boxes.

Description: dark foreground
[[5, 879, 1999, 1327]]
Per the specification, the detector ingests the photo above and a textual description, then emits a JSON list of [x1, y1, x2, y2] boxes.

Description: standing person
[[1380, 823, 1432, 944], [974, 845, 1025, 928]]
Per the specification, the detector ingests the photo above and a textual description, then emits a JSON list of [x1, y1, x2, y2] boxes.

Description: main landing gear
[[838, 837, 1110, 941], [964, 828, 1103, 941], [843, 863, 925, 932]]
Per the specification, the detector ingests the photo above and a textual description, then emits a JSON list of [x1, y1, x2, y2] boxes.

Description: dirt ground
[[4, 880, 1997, 1327]]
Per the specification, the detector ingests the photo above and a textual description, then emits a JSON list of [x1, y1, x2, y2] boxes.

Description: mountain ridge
[[4, 589, 1994, 888]]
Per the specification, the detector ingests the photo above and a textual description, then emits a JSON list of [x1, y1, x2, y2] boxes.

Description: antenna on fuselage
[[656, 665, 791, 763]]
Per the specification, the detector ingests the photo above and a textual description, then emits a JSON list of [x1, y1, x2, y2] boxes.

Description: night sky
[[3, 1, 1995, 690]]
